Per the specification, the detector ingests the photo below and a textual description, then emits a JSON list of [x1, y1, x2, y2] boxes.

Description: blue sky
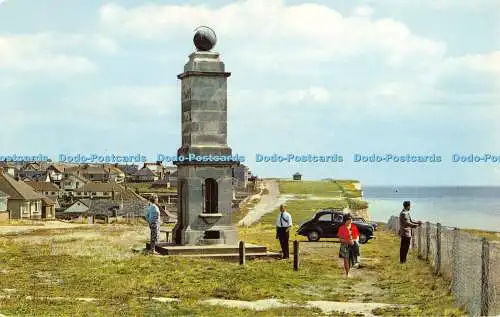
[[0, 0, 499, 185]]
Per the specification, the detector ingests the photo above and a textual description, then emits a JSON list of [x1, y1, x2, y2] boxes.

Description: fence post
[[293, 240, 299, 271], [480, 238, 490, 316], [411, 228, 417, 250], [434, 223, 441, 276], [417, 225, 422, 259], [425, 221, 431, 261], [451, 228, 459, 295], [239, 241, 245, 265]]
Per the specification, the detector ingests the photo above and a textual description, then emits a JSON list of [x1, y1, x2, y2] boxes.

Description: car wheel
[[359, 233, 368, 244], [307, 231, 320, 242]]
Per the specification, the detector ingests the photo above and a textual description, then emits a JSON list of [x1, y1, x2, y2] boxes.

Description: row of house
[[0, 160, 253, 221], [0, 171, 150, 220], [0, 173, 55, 220], [0, 161, 253, 188], [0, 162, 179, 185]]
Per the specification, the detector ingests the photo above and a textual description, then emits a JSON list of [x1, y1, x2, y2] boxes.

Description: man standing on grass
[[146, 194, 161, 255], [276, 204, 292, 259], [399, 200, 422, 264]]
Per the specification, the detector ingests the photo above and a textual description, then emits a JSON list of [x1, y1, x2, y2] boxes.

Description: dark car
[[353, 217, 377, 231], [297, 210, 375, 243]]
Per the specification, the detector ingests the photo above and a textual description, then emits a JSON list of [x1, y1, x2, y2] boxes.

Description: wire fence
[[387, 216, 500, 316]]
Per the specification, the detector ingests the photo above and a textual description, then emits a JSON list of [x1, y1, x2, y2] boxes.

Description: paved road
[[238, 180, 288, 227]]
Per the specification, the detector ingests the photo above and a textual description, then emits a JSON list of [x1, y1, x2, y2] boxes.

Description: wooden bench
[[160, 229, 173, 242]]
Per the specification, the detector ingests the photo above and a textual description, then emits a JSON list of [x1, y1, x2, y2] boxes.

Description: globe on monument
[[193, 26, 217, 51]]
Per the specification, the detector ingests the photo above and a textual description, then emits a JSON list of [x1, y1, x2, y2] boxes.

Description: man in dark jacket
[[399, 201, 422, 263]]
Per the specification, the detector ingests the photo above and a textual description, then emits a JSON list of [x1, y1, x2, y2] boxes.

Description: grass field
[[0, 221, 464, 316], [462, 228, 500, 241], [279, 180, 367, 210], [0, 178, 467, 316], [279, 180, 344, 197], [125, 182, 177, 193]]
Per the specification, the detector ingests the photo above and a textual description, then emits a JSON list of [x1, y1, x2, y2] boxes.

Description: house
[[105, 166, 125, 183], [73, 183, 119, 199], [0, 190, 9, 222], [233, 164, 249, 188], [29, 172, 51, 182], [293, 172, 302, 181], [132, 167, 159, 182], [26, 181, 61, 198], [116, 164, 139, 180], [61, 173, 89, 192], [151, 179, 170, 188], [164, 166, 177, 174], [0, 162, 16, 177], [46, 164, 66, 184], [144, 162, 170, 179], [88, 199, 148, 217], [72, 182, 141, 200], [18, 162, 47, 180], [65, 165, 109, 182], [62, 199, 92, 214], [166, 170, 178, 187], [144, 162, 162, 173], [41, 197, 56, 219], [0, 172, 44, 219]]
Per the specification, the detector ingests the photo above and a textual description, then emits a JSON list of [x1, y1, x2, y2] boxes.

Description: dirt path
[[238, 180, 287, 227]]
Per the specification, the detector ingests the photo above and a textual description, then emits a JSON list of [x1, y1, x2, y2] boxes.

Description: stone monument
[[172, 26, 238, 246], [146, 27, 278, 259]]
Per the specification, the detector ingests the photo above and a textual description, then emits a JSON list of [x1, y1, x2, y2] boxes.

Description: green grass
[[279, 180, 367, 211], [0, 222, 464, 316], [346, 198, 369, 210], [0, 182, 466, 316], [124, 182, 177, 194], [259, 200, 347, 227], [279, 181, 344, 197], [280, 180, 364, 202], [462, 228, 500, 241]]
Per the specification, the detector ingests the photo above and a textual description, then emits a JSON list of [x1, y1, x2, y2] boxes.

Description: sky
[[0, 0, 499, 186]]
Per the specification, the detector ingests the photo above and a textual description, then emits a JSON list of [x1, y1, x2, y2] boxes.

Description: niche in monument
[[204, 178, 218, 214]]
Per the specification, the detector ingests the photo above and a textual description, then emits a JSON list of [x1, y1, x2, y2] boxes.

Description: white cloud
[[444, 51, 500, 74], [0, 33, 119, 74], [95, 0, 456, 115], [369, 0, 500, 9], [98, 1, 446, 67], [253, 86, 331, 105], [69, 85, 178, 116], [0, 34, 96, 73], [352, 5, 374, 17]]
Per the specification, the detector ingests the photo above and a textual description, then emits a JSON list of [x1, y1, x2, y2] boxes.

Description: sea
[[363, 186, 500, 232]]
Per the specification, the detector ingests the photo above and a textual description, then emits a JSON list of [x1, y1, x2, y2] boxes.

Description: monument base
[[176, 225, 239, 246], [145, 242, 281, 260]]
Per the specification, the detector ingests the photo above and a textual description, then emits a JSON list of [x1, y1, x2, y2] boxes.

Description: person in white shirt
[[145, 194, 161, 254], [275, 204, 293, 259]]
